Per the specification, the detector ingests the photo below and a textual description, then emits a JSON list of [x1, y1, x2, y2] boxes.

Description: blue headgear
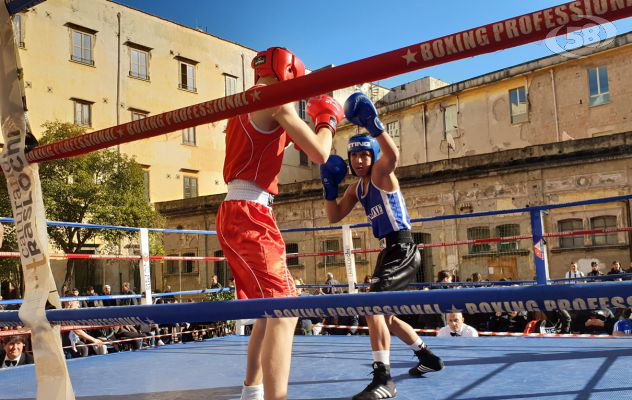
[[347, 134, 380, 176]]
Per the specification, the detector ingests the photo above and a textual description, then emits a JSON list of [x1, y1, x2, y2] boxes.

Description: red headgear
[[251, 47, 305, 83]]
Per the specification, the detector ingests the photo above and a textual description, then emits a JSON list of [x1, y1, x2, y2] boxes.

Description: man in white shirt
[[437, 312, 479, 337], [565, 261, 585, 283]]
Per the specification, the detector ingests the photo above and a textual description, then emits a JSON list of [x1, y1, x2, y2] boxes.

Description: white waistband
[[225, 180, 273, 208]]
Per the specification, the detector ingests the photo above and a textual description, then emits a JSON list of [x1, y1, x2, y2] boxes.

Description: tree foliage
[[1, 121, 164, 293]]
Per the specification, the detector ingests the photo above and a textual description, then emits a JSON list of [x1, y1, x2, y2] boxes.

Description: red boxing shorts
[[217, 200, 297, 299]]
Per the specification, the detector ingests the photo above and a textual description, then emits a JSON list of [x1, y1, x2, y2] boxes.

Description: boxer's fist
[[319, 155, 348, 200], [344, 93, 384, 138], [307, 96, 344, 136]]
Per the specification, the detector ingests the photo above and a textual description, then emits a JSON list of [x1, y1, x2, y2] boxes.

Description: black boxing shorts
[[369, 230, 421, 292]]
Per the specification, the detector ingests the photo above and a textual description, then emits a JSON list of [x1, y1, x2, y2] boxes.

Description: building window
[[71, 30, 94, 65], [130, 48, 149, 80], [412, 232, 431, 282], [225, 74, 237, 96], [179, 61, 196, 92], [13, 14, 25, 48], [182, 252, 195, 274], [182, 127, 196, 145], [298, 100, 307, 120], [467, 227, 491, 254], [496, 224, 520, 252], [588, 66, 609, 106], [558, 219, 584, 248], [442, 105, 457, 139], [299, 150, 308, 167], [73, 99, 92, 127], [386, 121, 401, 150], [322, 238, 341, 265], [131, 110, 148, 121], [509, 87, 528, 124], [591, 216, 617, 245], [183, 176, 198, 198], [166, 255, 178, 274], [286, 243, 299, 266], [352, 237, 366, 262], [143, 169, 150, 202], [214, 250, 231, 285]]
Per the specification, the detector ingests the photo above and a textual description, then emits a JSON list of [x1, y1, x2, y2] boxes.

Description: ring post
[[139, 228, 152, 304], [530, 209, 550, 285], [342, 224, 358, 293]]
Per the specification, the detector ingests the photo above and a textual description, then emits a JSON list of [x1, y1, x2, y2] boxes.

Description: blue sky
[[116, 1, 632, 88]]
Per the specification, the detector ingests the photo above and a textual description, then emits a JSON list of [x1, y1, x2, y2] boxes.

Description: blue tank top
[[356, 178, 411, 239], [614, 318, 632, 334]]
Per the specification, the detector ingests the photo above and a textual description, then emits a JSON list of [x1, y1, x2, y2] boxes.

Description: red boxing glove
[[306, 95, 344, 136]]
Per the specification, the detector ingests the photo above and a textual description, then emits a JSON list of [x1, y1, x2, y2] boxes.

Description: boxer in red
[[216, 47, 344, 400]]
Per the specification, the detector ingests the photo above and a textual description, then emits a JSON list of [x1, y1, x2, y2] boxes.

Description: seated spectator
[[1, 335, 33, 368], [471, 273, 482, 284], [437, 312, 479, 337], [435, 270, 453, 289], [323, 272, 341, 294], [227, 278, 236, 289], [118, 282, 138, 306], [613, 308, 632, 336], [587, 262, 603, 278], [489, 311, 528, 333], [573, 309, 615, 334], [101, 285, 117, 307], [85, 286, 102, 307], [63, 300, 107, 357], [608, 261, 624, 281], [210, 275, 222, 289]]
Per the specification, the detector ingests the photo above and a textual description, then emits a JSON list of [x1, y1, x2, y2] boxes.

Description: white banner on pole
[[139, 228, 152, 304], [341, 224, 358, 294]]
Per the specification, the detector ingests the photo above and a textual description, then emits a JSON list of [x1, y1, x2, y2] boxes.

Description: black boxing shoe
[[352, 362, 396, 399], [409, 346, 444, 377]]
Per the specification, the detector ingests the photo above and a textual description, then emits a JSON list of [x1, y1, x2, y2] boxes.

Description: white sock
[[240, 383, 263, 400], [372, 350, 390, 365], [408, 337, 426, 351]]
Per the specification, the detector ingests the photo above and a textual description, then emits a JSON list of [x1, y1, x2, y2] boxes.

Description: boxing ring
[[1, 336, 631, 399], [2, 1, 632, 399]]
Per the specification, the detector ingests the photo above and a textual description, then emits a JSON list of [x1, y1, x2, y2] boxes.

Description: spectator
[[85, 286, 102, 307], [0, 336, 33, 368], [565, 261, 585, 283], [210, 275, 222, 289], [63, 300, 107, 357], [228, 278, 236, 289], [436, 270, 452, 289], [0, 295, 4, 311], [323, 272, 340, 294], [574, 309, 615, 334], [587, 262, 603, 278], [489, 311, 528, 333], [101, 285, 117, 307], [361, 274, 372, 293], [163, 285, 176, 303], [613, 308, 632, 336], [118, 282, 138, 306], [608, 261, 624, 281], [437, 312, 479, 337], [471, 272, 482, 283]]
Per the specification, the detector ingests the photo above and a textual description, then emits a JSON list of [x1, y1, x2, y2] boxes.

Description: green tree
[[1, 121, 164, 293]]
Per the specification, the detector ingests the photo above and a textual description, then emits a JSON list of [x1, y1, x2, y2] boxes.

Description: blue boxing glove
[[344, 92, 384, 138], [319, 155, 348, 200]]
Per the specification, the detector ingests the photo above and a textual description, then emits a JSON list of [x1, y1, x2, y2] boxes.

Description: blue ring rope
[[0, 281, 630, 327]]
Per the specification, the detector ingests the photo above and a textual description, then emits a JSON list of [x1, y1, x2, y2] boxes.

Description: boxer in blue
[[320, 93, 444, 399]]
